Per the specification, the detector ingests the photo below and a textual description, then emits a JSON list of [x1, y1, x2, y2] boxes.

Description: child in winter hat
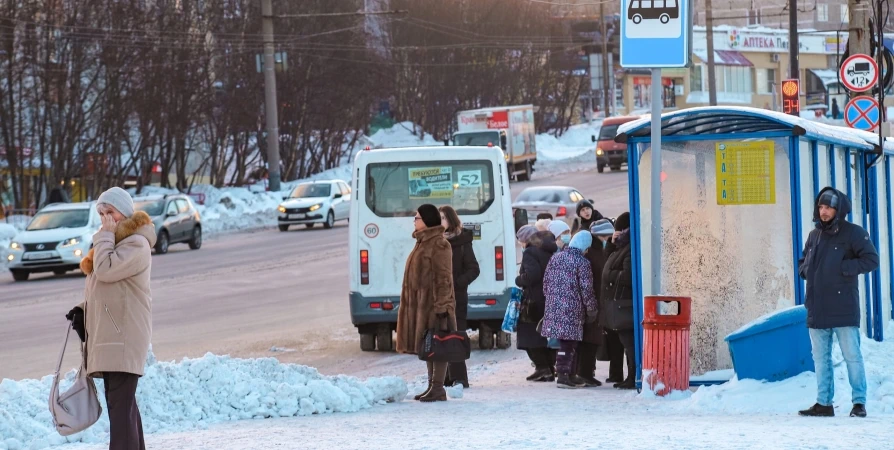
[[569, 230, 593, 251]]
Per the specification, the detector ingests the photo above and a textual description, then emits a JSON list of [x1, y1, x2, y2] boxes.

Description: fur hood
[[80, 211, 156, 275]]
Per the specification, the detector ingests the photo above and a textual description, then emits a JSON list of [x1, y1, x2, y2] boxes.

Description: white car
[[277, 180, 352, 231], [5, 202, 99, 282]]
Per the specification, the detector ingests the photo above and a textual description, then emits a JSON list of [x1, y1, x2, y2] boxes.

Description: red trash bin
[[642, 296, 692, 396]]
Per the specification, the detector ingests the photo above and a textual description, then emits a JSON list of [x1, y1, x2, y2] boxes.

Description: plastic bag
[[501, 287, 522, 333]]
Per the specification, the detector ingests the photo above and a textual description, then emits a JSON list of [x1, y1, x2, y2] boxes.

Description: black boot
[[420, 362, 448, 402], [578, 375, 603, 387], [556, 374, 585, 389], [527, 367, 555, 382], [415, 361, 433, 401], [849, 404, 867, 418], [614, 377, 636, 390], [798, 403, 835, 417]]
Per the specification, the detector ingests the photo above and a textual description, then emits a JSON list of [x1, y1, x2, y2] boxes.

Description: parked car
[[278, 180, 352, 231], [133, 194, 202, 254], [592, 115, 643, 173], [511, 186, 590, 227], [5, 202, 99, 282]]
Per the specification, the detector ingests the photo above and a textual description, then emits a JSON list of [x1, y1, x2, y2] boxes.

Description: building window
[[722, 66, 753, 94], [817, 4, 829, 22], [840, 5, 849, 22], [756, 68, 776, 94], [748, 9, 762, 25], [690, 65, 703, 92]]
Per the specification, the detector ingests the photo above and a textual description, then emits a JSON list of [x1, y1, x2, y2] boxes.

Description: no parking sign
[[844, 96, 880, 131]]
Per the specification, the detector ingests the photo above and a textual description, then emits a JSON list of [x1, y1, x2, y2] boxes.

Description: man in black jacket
[[797, 187, 878, 418]]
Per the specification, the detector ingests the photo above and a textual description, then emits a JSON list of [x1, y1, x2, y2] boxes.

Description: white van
[[349, 146, 517, 351]]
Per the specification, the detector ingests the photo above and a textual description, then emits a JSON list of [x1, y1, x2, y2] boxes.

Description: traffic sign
[[620, 0, 692, 68], [844, 96, 880, 131], [839, 54, 879, 93]]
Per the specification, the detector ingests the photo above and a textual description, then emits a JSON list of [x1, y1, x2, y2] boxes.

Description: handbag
[[417, 315, 471, 363], [518, 289, 538, 324], [501, 288, 522, 333], [49, 321, 102, 436], [603, 274, 634, 331]]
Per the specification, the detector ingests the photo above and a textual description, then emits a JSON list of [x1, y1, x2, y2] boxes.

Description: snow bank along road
[[0, 162, 629, 381]]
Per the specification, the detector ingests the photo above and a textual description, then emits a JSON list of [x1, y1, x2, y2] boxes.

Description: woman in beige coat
[[396, 204, 456, 403], [66, 187, 155, 450]]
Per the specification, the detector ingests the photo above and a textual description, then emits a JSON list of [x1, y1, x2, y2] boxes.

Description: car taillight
[[557, 206, 567, 217], [383, 302, 394, 311], [485, 299, 497, 306], [495, 246, 504, 281], [369, 302, 382, 309], [360, 250, 369, 285]]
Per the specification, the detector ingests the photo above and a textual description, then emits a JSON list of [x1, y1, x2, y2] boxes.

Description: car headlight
[[9, 241, 21, 250], [61, 237, 81, 247], [309, 204, 322, 212], [596, 148, 604, 156], [278, 205, 286, 213]]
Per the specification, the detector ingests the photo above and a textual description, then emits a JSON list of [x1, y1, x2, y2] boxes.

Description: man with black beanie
[[798, 187, 878, 418]]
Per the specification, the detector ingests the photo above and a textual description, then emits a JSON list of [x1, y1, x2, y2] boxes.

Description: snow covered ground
[[39, 322, 893, 449], [0, 351, 405, 449]]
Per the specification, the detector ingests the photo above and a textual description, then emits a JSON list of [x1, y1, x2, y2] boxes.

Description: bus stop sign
[[620, 0, 692, 68]]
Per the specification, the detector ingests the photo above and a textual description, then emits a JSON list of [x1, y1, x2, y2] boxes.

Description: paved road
[[0, 163, 630, 380]]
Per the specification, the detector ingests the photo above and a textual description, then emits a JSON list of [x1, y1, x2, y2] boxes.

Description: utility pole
[[705, 0, 717, 106], [847, 0, 872, 100], [788, 0, 799, 83], [600, 2, 611, 117], [261, 0, 281, 193]]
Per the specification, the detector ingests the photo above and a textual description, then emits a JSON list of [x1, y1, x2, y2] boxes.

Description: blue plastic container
[[724, 305, 815, 382]]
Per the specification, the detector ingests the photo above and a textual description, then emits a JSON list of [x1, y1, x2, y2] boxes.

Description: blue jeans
[[808, 327, 867, 406]]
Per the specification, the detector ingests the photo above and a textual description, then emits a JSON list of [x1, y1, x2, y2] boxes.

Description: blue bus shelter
[[615, 107, 894, 385]]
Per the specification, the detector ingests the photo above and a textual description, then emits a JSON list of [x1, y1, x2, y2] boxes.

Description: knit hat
[[96, 187, 135, 218], [516, 224, 538, 244], [590, 219, 615, 236], [818, 190, 840, 209], [614, 212, 630, 231], [548, 220, 571, 237], [417, 204, 441, 228], [569, 230, 593, 251], [576, 199, 595, 217]]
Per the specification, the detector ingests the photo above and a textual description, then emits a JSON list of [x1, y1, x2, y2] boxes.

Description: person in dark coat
[[542, 231, 597, 389], [571, 199, 604, 235], [439, 206, 480, 388], [600, 212, 635, 389], [830, 99, 840, 120], [797, 188, 878, 418], [515, 229, 558, 382], [576, 219, 616, 386]]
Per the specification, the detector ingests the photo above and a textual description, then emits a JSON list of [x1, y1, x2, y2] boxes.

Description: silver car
[[133, 194, 203, 254], [512, 186, 588, 227]]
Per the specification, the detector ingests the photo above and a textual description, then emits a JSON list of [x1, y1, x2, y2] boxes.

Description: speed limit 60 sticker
[[364, 223, 379, 238]]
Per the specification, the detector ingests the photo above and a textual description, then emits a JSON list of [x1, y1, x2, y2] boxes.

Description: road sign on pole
[[844, 96, 881, 131], [619, 0, 692, 68], [839, 54, 879, 93]]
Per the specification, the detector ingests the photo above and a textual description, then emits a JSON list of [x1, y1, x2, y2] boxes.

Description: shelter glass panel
[[637, 137, 794, 374], [849, 152, 868, 331], [817, 143, 831, 189], [834, 147, 848, 191], [799, 139, 815, 243], [877, 162, 891, 329]]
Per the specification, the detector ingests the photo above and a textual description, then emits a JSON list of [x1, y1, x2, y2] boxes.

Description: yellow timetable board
[[715, 141, 776, 205]]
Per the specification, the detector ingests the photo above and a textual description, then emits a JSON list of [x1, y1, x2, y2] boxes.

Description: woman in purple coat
[[541, 230, 598, 389]]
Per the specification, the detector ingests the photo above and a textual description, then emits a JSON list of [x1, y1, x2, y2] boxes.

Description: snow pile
[[0, 222, 16, 249], [645, 322, 894, 416], [536, 122, 601, 162], [0, 352, 407, 449], [368, 121, 439, 148]]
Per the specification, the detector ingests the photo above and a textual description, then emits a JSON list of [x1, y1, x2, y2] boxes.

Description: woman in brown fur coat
[[396, 204, 456, 403], [66, 187, 155, 450]]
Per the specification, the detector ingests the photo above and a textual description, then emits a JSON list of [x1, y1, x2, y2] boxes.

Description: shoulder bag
[[603, 273, 634, 331], [418, 316, 471, 363], [49, 321, 102, 436]]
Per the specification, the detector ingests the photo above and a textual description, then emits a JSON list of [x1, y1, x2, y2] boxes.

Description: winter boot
[[614, 377, 636, 390], [415, 361, 434, 401], [527, 367, 554, 382], [579, 375, 603, 387], [420, 362, 448, 402], [556, 374, 586, 389], [849, 404, 867, 418], [798, 403, 835, 417]]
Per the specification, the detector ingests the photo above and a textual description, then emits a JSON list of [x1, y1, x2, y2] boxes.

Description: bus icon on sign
[[625, 0, 682, 39]]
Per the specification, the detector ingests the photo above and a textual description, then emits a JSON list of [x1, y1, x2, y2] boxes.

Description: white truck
[[453, 105, 537, 181]]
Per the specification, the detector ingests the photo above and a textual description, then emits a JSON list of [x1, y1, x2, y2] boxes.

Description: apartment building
[[692, 0, 851, 31]]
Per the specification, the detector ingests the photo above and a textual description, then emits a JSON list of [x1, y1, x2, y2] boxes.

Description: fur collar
[[80, 211, 153, 275], [414, 226, 446, 242]]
